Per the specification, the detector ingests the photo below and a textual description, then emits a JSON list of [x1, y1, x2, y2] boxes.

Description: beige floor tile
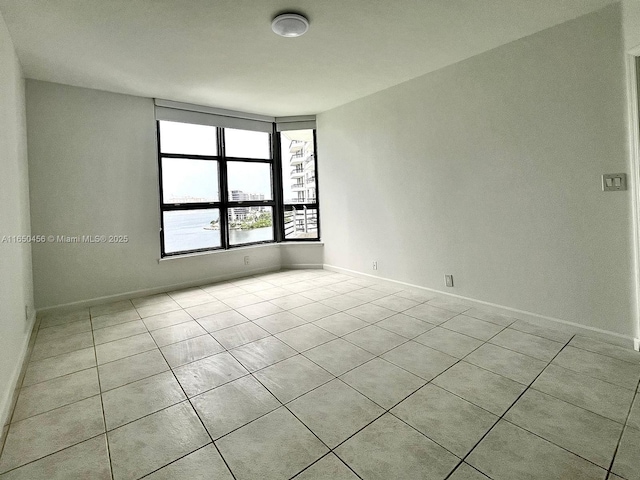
[[36, 319, 92, 342], [465, 343, 547, 385], [93, 320, 147, 345], [343, 325, 407, 355], [344, 304, 395, 323], [490, 328, 564, 362], [448, 463, 492, 480], [255, 286, 295, 301], [612, 426, 640, 480], [427, 297, 472, 314], [413, 327, 483, 359], [299, 287, 341, 301], [0, 396, 104, 473], [532, 364, 635, 424], [142, 309, 192, 331], [149, 320, 207, 347], [269, 294, 315, 310], [0, 434, 110, 480], [463, 308, 517, 327], [381, 341, 458, 381], [173, 352, 249, 397], [291, 303, 340, 322], [254, 311, 308, 334], [289, 379, 384, 448], [340, 358, 425, 409], [174, 292, 216, 309], [12, 368, 100, 422], [102, 371, 186, 430], [313, 312, 369, 336], [230, 337, 297, 372], [627, 393, 640, 430], [39, 309, 90, 329], [569, 335, 640, 364], [216, 407, 328, 480], [505, 389, 623, 468], [135, 299, 181, 319], [130, 293, 171, 308], [346, 288, 389, 303], [320, 295, 367, 311], [552, 346, 640, 390], [95, 332, 157, 365], [393, 290, 435, 303], [403, 303, 457, 325], [22, 347, 95, 387], [98, 348, 169, 391], [90, 309, 140, 330], [145, 444, 233, 480], [192, 375, 279, 439], [275, 324, 337, 352], [335, 413, 458, 480], [467, 420, 606, 480], [392, 384, 498, 457], [184, 300, 231, 319], [31, 331, 94, 362], [375, 313, 434, 339], [303, 339, 375, 376], [432, 362, 526, 415], [196, 310, 249, 332], [508, 319, 573, 343], [90, 300, 134, 317], [441, 314, 505, 341], [222, 293, 264, 309], [293, 453, 359, 479], [107, 402, 209, 480], [160, 335, 224, 368], [212, 322, 270, 349], [254, 355, 334, 403], [371, 295, 419, 312]]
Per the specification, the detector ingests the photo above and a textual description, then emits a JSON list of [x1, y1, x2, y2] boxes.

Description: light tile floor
[[1, 269, 639, 479]]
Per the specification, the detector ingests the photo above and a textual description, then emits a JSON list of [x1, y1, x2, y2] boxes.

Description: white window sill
[[157, 241, 323, 262]]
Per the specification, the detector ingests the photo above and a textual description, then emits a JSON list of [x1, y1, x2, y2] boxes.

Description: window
[[156, 103, 319, 257], [158, 121, 275, 256], [279, 129, 319, 240]]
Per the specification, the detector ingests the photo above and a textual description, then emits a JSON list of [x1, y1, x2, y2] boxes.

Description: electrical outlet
[[372, 261, 378, 271], [244, 256, 250, 265], [634, 338, 640, 352], [445, 275, 454, 287]]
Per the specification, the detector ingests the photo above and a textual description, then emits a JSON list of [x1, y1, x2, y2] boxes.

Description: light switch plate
[[602, 173, 627, 191]]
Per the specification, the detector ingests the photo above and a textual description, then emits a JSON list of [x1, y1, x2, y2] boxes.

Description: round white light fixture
[[271, 13, 309, 38]]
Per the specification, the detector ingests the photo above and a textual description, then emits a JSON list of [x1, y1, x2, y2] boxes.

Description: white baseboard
[[1, 310, 37, 431], [324, 264, 636, 350], [281, 263, 324, 270], [37, 265, 281, 316]]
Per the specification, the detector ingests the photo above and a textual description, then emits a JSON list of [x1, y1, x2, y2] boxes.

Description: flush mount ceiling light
[[271, 13, 309, 37]]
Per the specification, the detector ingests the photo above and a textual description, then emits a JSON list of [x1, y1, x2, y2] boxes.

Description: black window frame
[[277, 129, 321, 242], [158, 120, 319, 257]]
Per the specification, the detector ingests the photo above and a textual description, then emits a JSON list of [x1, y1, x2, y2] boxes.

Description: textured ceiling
[[0, 0, 617, 116]]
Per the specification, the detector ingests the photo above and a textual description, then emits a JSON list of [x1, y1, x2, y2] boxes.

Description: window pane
[[284, 207, 318, 240], [228, 207, 274, 245], [280, 130, 316, 204], [161, 158, 219, 203], [227, 161, 273, 201], [159, 121, 217, 156], [163, 209, 221, 253], [225, 128, 270, 159]]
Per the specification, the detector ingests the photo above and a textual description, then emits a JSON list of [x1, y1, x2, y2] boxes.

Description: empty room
[[1, 1, 640, 479]]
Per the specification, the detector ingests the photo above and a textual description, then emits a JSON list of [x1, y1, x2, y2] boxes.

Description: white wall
[[318, 4, 636, 338], [26, 81, 313, 309], [0, 11, 34, 427]]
